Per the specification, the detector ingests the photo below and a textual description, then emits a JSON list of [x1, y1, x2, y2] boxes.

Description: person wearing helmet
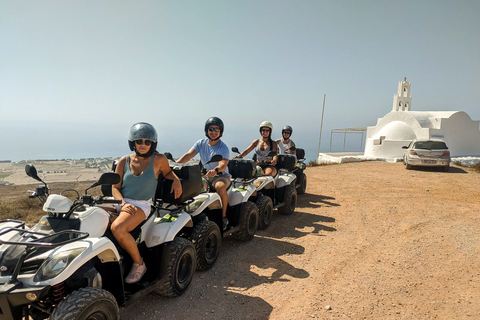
[[111, 122, 182, 284], [177, 117, 231, 230], [276, 125, 296, 155], [234, 121, 279, 177]]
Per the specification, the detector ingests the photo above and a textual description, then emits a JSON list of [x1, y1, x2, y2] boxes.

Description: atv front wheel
[[297, 173, 307, 195], [154, 237, 196, 297], [190, 220, 222, 271], [234, 201, 259, 241], [278, 184, 297, 215], [256, 195, 273, 230], [50, 287, 119, 320]]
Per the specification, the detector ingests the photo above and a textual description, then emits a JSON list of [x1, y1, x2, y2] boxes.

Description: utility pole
[[317, 94, 326, 160]]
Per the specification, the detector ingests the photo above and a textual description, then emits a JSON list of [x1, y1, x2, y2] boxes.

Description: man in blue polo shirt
[[177, 116, 231, 230]]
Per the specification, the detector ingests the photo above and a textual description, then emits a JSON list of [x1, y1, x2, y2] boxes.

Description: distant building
[[364, 78, 480, 158]]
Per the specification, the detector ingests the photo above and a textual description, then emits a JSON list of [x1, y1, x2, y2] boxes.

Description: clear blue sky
[[1, 0, 479, 161]]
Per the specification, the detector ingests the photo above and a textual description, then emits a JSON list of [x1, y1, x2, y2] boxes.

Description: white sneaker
[[125, 262, 147, 284]]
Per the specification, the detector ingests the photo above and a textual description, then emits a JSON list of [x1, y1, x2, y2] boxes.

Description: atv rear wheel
[[154, 237, 196, 297], [297, 173, 307, 195], [50, 287, 119, 320], [190, 220, 222, 271], [256, 195, 273, 230], [234, 201, 258, 241], [278, 184, 297, 215]]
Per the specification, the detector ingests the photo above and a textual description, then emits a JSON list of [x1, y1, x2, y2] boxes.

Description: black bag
[[276, 154, 297, 171], [158, 163, 202, 204], [228, 159, 256, 179]]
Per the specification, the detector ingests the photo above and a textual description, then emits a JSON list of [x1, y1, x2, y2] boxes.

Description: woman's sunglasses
[[261, 129, 270, 133], [208, 127, 221, 132], [134, 139, 153, 146]]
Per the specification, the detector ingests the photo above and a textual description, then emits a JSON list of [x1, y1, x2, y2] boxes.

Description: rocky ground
[[118, 161, 480, 320], [2, 161, 479, 319]]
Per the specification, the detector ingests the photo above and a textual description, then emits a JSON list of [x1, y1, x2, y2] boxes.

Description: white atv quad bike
[[165, 153, 258, 245], [231, 147, 297, 227], [0, 164, 200, 320], [291, 147, 307, 195], [229, 147, 275, 230]]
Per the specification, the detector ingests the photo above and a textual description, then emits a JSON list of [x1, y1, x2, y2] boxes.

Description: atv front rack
[[0, 220, 89, 282]]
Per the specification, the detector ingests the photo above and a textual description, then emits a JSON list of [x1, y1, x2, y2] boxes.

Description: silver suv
[[402, 139, 451, 171]]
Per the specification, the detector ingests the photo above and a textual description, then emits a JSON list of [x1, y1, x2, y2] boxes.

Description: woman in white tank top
[[276, 125, 296, 155]]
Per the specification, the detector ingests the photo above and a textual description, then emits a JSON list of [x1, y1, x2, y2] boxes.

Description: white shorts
[[116, 198, 152, 218]]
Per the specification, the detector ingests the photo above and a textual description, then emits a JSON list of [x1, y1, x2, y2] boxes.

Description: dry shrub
[[0, 197, 45, 226], [307, 160, 323, 167], [474, 162, 480, 172]]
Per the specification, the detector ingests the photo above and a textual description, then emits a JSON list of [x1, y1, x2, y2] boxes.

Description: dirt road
[[119, 161, 480, 320]]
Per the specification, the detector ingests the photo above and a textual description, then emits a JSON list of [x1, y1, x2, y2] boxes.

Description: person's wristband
[[214, 167, 220, 173]]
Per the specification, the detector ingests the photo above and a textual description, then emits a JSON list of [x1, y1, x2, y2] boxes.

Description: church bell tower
[[392, 77, 412, 112]]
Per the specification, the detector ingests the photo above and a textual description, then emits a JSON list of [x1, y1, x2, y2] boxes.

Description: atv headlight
[[185, 198, 207, 213], [34, 248, 85, 281]]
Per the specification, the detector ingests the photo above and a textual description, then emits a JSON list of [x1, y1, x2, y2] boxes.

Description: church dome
[[374, 121, 416, 140]]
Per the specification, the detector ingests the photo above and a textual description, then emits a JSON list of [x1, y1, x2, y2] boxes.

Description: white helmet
[[259, 121, 273, 132]]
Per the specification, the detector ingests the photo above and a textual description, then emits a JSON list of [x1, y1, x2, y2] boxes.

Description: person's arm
[[271, 142, 279, 165], [112, 156, 136, 214], [235, 139, 258, 158], [291, 140, 296, 156], [205, 158, 229, 177], [156, 154, 182, 199], [112, 156, 126, 203], [177, 148, 198, 164]]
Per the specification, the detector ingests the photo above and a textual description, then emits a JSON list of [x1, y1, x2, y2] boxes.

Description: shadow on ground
[[299, 193, 340, 208], [407, 166, 468, 174]]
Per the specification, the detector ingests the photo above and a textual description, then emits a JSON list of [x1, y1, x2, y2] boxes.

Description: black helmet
[[204, 116, 224, 139], [282, 125, 293, 135], [128, 122, 158, 157]]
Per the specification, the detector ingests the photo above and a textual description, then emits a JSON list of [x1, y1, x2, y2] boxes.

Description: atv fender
[[275, 172, 297, 188], [24, 237, 120, 286], [228, 184, 256, 207], [187, 193, 222, 216], [142, 212, 193, 247], [252, 176, 275, 192]]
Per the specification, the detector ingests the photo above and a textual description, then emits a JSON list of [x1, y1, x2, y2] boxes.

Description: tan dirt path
[[118, 161, 479, 319]]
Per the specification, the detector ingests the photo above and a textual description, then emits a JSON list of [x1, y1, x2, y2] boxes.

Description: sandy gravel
[[118, 161, 480, 320]]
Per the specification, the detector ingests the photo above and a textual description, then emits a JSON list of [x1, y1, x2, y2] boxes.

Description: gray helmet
[[128, 122, 158, 156], [204, 116, 224, 139], [282, 125, 293, 135]]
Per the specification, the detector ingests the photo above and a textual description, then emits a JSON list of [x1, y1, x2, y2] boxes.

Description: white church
[[363, 78, 480, 159]]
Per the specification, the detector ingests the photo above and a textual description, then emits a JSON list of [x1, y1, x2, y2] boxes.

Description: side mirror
[[402, 146, 408, 149], [86, 172, 121, 193], [267, 150, 277, 157], [206, 154, 223, 165], [25, 165, 45, 184], [164, 152, 174, 161], [231, 147, 240, 154]]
